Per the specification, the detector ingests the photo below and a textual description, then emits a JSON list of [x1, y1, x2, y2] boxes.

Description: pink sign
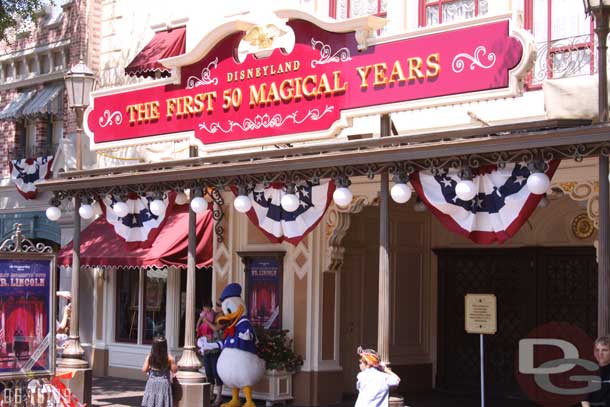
[[86, 17, 527, 147]]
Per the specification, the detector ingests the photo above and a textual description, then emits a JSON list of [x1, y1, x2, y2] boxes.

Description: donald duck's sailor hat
[[220, 283, 242, 302]]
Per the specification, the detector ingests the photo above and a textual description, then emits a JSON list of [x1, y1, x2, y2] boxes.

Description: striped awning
[[0, 90, 36, 120], [21, 82, 64, 117]]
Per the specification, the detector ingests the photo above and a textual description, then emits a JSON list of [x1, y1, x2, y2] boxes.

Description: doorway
[[436, 247, 597, 399]]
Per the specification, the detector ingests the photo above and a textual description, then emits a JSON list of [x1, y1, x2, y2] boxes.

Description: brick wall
[[0, 0, 100, 177]]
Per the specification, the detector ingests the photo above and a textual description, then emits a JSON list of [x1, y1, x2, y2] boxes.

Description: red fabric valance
[[124, 26, 186, 78], [57, 205, 213, 269]]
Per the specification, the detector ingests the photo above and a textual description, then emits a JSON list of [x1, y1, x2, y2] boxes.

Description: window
[[525, 0, 593, 85], [115, 268, 168, 344], [52, 119, 63, 152], [178, 267, 212, 347], [330, 0, 387, 19], [25, 120, 36, 157], [115, 268, 139, 343], [419, 0, 489, 27], [143, 269, 168, 343]]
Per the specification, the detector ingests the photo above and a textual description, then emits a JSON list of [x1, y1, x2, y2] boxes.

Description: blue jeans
[[203, 351, 222, 385]]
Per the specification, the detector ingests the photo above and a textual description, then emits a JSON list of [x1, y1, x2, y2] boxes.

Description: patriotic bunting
[[238, 181, 335, 245], [410, 161, 560, 244], [9, 156, 53, 199], [101, 192, 174, 247]]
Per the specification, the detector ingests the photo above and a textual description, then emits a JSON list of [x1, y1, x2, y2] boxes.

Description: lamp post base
[[56, 365, 92, 407]]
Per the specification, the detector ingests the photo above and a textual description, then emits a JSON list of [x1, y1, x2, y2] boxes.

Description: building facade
[[4, 0, 607, 405]]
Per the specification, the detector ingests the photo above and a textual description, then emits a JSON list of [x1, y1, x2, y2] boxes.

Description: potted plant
[[254, 329, 303, 406]]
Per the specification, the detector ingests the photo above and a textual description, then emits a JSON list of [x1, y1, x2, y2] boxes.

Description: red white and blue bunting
[[101, 193, 174, 247], [239, 181, 335, 245], [410, 161, 560, 244], [9, 156, 53, 199]]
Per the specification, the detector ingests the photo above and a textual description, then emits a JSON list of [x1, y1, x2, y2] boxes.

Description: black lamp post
[[61, 60, 95, 367], [584, 0, 610, 337]]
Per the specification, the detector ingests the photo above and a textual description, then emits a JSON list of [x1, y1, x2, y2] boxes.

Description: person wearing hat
[[355, 346, 401, 407]]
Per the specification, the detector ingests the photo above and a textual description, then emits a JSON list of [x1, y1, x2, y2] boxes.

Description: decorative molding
[[325, 196, 370, 273], [186, 57, 219, 89], [551, 180, 599, 228], [452, 46, 496, 73], [310, 38, 351, 67], [199, 106, 334, 134], [98, 110, 123, 128]]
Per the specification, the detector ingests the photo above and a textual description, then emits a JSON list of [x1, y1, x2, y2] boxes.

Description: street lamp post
[[584, 0, 610, 336], [61, 60, 96, 367]]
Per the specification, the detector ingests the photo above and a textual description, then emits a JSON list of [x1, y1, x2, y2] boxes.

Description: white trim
[[0, 39, 71, 62]]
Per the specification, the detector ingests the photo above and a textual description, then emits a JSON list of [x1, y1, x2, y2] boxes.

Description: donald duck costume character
[[198, 283, 265, 407]]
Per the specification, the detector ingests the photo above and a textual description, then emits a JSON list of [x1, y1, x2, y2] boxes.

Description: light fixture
[[583, 0, 610, 16], [113, 196, 129, 218], [234, 185, 252, 213], [79, 197, 95, 220], [150, 193, 166, 216], [455, 168, 477, 201], [46, 199, 62, 222], [527, 161, 550, 195], [333, 176, 353, 207], [190, 188, 208, 213], [64, 60, 97, 109], [280, 184, 300, 212], [175, 190, 188, 205], [538, 194, 550, 208], [390, 173, 412, 204], [414, 197, 427, 212]]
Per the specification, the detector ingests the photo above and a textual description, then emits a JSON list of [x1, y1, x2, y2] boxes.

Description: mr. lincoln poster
[[0, 258, 53, 377]]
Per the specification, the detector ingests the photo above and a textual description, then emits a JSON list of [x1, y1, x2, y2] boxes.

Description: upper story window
[[330, 0, 387, 19], [525, 0, 593, 85], [419, 0, 489, 27]]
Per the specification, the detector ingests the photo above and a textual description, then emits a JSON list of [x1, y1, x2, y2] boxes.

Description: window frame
[[523, 0, 595, 89], [418, 0, 485, 27], [329, 0, 387, 19]]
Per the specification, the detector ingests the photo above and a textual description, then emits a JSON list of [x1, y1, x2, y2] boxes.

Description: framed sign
[[0, 254, 56, 378], [465, 293, 497, 335], [238, 252, 285, 330]]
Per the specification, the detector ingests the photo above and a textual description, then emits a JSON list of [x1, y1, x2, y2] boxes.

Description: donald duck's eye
[[227, 307, 232, 313]]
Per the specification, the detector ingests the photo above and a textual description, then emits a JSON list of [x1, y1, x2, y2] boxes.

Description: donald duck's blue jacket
[[217, 316, 257, 355]]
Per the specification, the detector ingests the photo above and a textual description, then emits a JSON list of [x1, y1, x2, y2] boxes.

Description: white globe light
[[175, 191, 188, 205], [333, 187, 353, 207], [190, 196, 208, 213], [113, 201, 129, 218], [150, 199, 166, 216], [79, 204, 94, 219], [527, 172, 550, 195], [281, 193, 300, 212], [390, 183, 412, 204], [234, 195, 252, 213], [46, 206, 61, 221], [455, 179, 477, 201]]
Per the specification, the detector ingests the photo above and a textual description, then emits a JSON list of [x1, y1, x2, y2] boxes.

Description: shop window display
[[115, 268, 139, 343], [143, 268, 168, 343]]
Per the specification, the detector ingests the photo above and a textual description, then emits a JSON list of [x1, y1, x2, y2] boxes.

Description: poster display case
[[238, 252, 285, 330]]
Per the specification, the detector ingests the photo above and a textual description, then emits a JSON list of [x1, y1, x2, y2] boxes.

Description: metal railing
[[530, 33, 598, 85]]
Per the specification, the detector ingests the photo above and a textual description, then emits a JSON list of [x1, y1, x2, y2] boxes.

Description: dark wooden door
[[437, 247, 597, 399]]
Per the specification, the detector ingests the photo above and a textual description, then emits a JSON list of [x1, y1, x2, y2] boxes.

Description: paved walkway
[[92, 376, 536, 406]]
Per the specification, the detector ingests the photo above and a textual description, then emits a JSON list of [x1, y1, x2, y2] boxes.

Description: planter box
[[222, 369, 293, 406]]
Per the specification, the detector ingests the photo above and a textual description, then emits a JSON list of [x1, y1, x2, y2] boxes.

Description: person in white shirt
[[355, 346, 401, 407]]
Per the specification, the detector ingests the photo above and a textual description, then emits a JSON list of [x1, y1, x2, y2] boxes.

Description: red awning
[[57, 205, 213, 269], [124, 26, 186, 78]]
